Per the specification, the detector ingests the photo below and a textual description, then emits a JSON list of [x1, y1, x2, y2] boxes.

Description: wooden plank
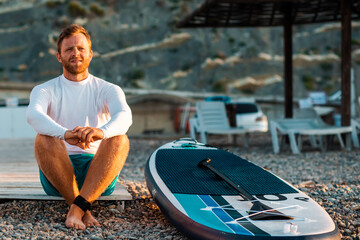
[[0, 159, 132, 201], [0, 173, 39, 181], [0, 172, 38, 175], [0, 193, 134, 201], [0, 194, 64, 201], [0, 183, 132, 200], [0, 182, 43, 187], [0, 189, 48, 195], [0, 167, 38, 172], [0, 173, 132, 200], [0, 178, 40, 183], [0, 164, 38, 173], [0, 182, 43, 191]]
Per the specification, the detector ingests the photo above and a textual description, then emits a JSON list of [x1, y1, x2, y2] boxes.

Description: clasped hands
[[64, 127, 104, 149]]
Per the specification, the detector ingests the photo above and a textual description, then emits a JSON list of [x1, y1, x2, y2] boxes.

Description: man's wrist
[[63, 129, 72, 140], [61, 130, 69, 140], [98, 128, 106, 139]]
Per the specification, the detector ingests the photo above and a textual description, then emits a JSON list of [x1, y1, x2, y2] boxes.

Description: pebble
[[0, 136, 359, 239], [90, 236, 102, 240]]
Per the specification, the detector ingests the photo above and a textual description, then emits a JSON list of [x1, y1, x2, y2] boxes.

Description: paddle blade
[[249, 201, 293, 221]]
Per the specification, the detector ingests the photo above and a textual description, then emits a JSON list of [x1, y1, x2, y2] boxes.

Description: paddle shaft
[[198, 159, 256, 201], [198, 158, 293, 220]]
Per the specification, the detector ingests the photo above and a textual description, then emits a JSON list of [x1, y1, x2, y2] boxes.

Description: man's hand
[[64, 127, 104, 149], [72, 126, 104, 149], [64, 130, 87, 149]]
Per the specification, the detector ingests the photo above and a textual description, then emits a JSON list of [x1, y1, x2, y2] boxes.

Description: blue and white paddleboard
[[145, 139, 340, 240]]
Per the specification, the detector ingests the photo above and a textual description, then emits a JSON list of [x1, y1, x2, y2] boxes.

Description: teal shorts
[[39, 154, 119, 197]]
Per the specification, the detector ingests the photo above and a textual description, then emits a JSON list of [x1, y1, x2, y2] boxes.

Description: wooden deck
[[0, 139, 132, 201]]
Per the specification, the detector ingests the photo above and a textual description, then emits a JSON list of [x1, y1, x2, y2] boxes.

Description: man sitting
[[26, 24, 132, 229]]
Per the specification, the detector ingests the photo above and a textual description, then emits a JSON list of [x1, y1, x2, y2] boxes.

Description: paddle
[[198, 158, 293, 220]]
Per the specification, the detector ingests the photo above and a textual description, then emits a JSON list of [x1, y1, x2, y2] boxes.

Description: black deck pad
[[156, 149, 298, 195]]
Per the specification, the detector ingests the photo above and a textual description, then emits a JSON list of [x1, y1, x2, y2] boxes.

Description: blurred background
[[1, 0, 360, 136]]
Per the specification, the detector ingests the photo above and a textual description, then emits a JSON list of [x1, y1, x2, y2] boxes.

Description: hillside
[[1, 0, 360, 98]]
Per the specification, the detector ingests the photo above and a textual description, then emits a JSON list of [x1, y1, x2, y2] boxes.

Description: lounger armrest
[[270, 120, 281, 154], [351, 119, 360, 148], [189, 117, 199, 140]]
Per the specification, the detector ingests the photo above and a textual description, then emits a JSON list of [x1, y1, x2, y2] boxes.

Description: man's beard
[[61, 56, 91, 75]]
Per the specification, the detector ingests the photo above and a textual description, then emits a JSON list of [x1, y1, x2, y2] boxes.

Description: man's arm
[[99, 85, 132, 138], [26, 85, 68, 139], [27, 85, 91, 149]]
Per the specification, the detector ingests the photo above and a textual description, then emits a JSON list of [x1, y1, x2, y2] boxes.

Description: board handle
[[173, 138, 199, 144]]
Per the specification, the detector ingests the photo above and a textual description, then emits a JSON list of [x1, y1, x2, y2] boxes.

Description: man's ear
[[56, 52, 62, 63], [89, 49, 93, 61]]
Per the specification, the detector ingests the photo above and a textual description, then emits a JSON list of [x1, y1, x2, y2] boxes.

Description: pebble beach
[[0, 134, 359, 240]]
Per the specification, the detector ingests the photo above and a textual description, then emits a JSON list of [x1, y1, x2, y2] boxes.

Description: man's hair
[[57, 24, 92, 53]]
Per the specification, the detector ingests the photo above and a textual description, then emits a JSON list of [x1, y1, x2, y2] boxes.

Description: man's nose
[[72, 48, 80, 56]]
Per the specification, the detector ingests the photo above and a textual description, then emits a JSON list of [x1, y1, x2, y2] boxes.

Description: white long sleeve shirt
[[27, 74, 132, 155]]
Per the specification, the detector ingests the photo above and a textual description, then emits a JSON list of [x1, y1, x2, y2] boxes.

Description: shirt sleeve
[[99, 85, 133, 138], [26, 85, 68, 139]]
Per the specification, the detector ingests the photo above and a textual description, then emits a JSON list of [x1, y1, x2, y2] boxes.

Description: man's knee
[[35, 134, 66, 154], [117, 134, 129, 145], [36, 134, 58, 146], [101, 135, 129, 153], [104, 135, 129, 145]]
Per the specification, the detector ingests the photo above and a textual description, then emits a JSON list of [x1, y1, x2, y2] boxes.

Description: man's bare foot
[[83, 211, 100, 227], [65, 204, 86, 230]]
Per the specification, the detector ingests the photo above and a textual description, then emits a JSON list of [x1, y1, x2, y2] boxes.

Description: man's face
[[57, 33, 93, 75]]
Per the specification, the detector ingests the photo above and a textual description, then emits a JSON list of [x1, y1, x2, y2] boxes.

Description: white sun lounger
[[270, 118, 356, 154], [189, 101, 250, 147]]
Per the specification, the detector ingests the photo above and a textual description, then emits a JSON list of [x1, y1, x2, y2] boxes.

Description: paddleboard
[[145, 139, 340, 240]]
